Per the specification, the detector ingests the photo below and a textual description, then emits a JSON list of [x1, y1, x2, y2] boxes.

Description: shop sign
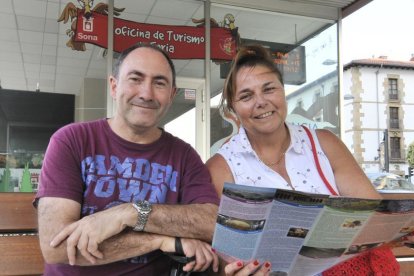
[[184, 89, 196, 100], [74, 10, 237, 60], [220, 39, 306, 85]]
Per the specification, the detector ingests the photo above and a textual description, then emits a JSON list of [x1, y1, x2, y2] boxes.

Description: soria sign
[[74, 11, 237, 60]]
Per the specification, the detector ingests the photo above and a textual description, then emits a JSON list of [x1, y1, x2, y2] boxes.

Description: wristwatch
[[131, 200, 152, 232]]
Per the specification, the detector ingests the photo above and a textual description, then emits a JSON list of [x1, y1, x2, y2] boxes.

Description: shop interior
[[0, 0, 346, 192]]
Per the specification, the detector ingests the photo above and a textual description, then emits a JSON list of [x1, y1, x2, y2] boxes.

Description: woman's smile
[[254, 111, 274, 119]]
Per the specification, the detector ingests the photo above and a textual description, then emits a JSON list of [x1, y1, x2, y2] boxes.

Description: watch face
[[132, 200, 152, 232], [139, 200, 152, 212]]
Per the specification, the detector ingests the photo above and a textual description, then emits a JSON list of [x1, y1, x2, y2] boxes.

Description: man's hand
[[160, 238, 219, 273], [181, 238, 219, 273], [50, 203, 132, 265]]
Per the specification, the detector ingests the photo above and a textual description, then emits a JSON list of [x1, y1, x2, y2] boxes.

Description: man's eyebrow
[[262, 81, 274, 87], [127, 70, 170, 83], [153, 75, 170, 83], [127, 70, 144, 78]]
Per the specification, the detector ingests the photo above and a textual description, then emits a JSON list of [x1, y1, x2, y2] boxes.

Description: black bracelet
[[175, 237, 185, 255]]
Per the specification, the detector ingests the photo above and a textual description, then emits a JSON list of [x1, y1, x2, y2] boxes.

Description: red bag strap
[[302, 126, 338, 196]]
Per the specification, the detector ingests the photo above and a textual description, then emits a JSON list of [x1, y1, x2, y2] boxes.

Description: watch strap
[[131, 200, 152, 232], [175, 237, 185, 255]]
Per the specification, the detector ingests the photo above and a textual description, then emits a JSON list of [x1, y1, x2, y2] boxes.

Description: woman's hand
[[224, 260, 271, 276], [402, 232, 414, 248]]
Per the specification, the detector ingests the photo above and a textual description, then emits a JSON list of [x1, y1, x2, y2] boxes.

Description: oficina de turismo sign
[[57, 1, 238, 60]]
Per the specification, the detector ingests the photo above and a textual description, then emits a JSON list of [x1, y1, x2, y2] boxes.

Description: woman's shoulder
[[206, 153, 234, 194], [218, 128, 250, 152], [314, 128, 341, 146], [206, 153, 227, 170], [288, 123, 339, 144], [286, 123, 310, 139]]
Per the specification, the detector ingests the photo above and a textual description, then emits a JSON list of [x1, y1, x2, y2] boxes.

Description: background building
[[343, 57, 414, 176], [286, 56, 414, 178], [286, 70, 339, 135]]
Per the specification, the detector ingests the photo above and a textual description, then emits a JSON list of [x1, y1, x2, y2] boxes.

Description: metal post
[[202, 0, 211, 161], [337, 9, 344, 140], [106, 0, 114, 117], [384, 129, 389, 172]]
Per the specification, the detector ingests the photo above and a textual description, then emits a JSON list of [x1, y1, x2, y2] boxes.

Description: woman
[[206, 44, 401, 276]]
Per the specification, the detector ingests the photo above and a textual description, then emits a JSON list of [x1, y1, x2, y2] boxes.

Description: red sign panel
[[74, 11, 237, 60]]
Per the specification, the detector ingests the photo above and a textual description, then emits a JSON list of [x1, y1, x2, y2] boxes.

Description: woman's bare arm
[[316, 129, 382, 199], [206, 154, 235, 196]]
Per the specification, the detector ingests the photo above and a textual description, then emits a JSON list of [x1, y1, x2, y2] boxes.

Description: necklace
[[259, 134, 290, 167], [263, 152, 285, 166]]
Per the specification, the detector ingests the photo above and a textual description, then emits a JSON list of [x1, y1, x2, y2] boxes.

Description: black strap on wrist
[[175, 237, 185, 255]]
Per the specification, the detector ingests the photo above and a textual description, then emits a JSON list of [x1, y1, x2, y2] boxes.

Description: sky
[[342, 0, 414, 63]]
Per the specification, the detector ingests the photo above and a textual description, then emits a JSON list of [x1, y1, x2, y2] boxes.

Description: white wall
[[344, 65, 414, 175]]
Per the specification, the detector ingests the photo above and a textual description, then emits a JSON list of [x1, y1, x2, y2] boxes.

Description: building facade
[[286, 57, 414, 176], [343, 57, 414, 176], [286, 57, 414, 177], [286, 70, 339, 135]]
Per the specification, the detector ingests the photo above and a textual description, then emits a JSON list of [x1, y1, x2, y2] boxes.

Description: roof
[[344, 58, 414, 71], [286, 70, 337, 100], [0, 0, 372, 95]]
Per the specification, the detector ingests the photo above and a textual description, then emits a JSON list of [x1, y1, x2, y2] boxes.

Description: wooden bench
[[0, 192, 412, 275], [0, 192, 44, 275]]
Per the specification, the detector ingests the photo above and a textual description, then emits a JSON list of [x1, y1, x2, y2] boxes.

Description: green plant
[[407, 142, 414, 167], [20, 163, 33, 192], [0, 163, 12, 192]]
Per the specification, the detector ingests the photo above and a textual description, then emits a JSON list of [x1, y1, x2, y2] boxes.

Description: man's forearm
[[144, 203, 218, 242], [42, 230, 170, 265]]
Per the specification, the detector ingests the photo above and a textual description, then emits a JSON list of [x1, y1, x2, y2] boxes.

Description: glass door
[[162, 77, 206, 160]]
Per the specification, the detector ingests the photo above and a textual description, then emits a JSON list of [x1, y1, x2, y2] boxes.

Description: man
[[36, 43, 219, 275]]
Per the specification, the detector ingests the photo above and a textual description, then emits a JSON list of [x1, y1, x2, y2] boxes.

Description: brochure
[[212, 182, 414, 276]]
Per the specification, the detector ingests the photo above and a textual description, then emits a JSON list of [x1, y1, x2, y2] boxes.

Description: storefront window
[[209, 4, 339, 155], [0, 90, 74, 192], [0, 0, 342, 190]]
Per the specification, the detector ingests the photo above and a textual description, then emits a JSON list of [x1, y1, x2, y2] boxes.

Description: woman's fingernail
[[211, 248, 216, 253], [402, 236, 408, 241], [253, 260, 259, 266], [237, 261, 243, 267], [265, 262, 271, 268]]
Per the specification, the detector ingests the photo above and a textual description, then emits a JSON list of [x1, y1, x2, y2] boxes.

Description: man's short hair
[[112, 43, 176, 87]]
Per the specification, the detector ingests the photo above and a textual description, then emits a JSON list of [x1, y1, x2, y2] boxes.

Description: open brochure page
[[289, 198, 380, 276], [253, 189, 328, 275], [212, 183, 414, 276], [351, 199, 414, 247], [212, 182, 275, 263]]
